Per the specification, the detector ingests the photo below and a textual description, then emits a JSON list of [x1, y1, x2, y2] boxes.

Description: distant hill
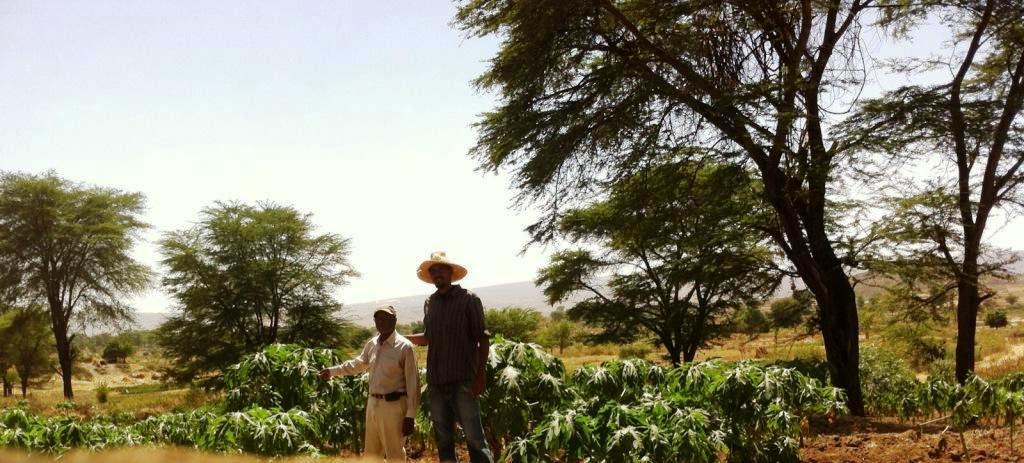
[[119, 261, 1024, 332], [344, 280, 594, 327], [123, 280, 592, 331]]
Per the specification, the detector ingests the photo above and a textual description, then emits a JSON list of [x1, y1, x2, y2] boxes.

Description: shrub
[[617, 341, 652, 359], [1006, 294, 1019, 307], [96, 383, 110, 404], [927, 358, 955, 383], [986, 310, 1009, 328], [102, 340, 135, 364], [485, 307, 542, 342], [737, 306, 770, 335]]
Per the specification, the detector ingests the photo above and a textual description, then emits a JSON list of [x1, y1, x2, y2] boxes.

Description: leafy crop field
[[2, 341, 845, 462]]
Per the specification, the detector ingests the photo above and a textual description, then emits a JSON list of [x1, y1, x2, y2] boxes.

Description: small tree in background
[[485, 307, 542, 342], [102, 339, 135, 364], [1007, 294, 1020, 307], [157, 201, 359, 381], [986, 311, 1009, 329], [538, 163, 780, 365], [1, 306, 53, 397], [539, 319, 576, 354], [736, 306, 770, 337], [769, 290, 815, 346]]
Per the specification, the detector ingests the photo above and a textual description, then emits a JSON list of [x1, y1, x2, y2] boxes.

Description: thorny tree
[[0, 172, 151, 398], [458, 0, 883, 414], [843, 0, 1024, 382]]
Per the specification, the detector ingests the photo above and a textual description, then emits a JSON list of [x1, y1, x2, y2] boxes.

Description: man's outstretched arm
[[406, 333, 428, 346], [318, 340, 371, 379]]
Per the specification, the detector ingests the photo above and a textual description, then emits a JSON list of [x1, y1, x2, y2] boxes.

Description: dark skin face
[[428, 264, 453, 292], [374, 312, 396, 341]]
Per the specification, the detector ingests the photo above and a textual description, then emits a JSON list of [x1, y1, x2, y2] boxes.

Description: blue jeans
[[428, 381, 494, 463]]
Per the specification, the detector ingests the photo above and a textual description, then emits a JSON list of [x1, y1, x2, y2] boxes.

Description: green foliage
[[479, 340, 568, 455], [156, 202, 359, 381], [484, 307, 542, 342], [95, 383, 110, 404], [538, 162, 780, 365], [0, 341, 848, 460], [457, 0, 875, 413], [0, 306, 52, 396], [769, 292, 815, 332], [102, 340, 135, 364], [617, 341, 652, 360], [537, 318, 576, 354], [737, 306, 771, 335], [223, 344, 367, 452], [859, 348, 921, 419], [507, 359, 845, 463], [986, 310, 1009, 328], [0, 172, 152, 398]]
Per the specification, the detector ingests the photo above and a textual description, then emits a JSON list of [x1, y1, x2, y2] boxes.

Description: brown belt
[[370, 391, 407, 402]]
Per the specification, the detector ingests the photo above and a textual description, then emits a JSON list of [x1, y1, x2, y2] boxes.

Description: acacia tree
[[842, 0, 1024, 382], [0, 172, 151, 398], [537, 162, 779, 365], [1, 306, 53, 397], [156, 201, 358, 380], [458, 0, 882, 413]]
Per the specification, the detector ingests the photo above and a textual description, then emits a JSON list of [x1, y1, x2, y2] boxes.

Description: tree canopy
[[537, 162, 780, 365], [156, 201, 359, 381], [0, 172, 151, 398], [457, 0, 881, 413], [841, 0, 1024, 382]]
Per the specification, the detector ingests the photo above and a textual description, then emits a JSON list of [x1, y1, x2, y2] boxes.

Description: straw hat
[[417, 251, 468, 284]]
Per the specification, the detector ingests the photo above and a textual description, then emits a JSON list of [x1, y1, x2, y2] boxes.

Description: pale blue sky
[[1, 3, 1020, 314], [0, 0, 552, 311]]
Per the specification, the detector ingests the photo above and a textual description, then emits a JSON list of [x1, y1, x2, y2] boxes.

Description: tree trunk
[[20, 377, 27, 398], [1, 371, 10, 397], [814, 266, 865, 416], [53, 323, 75, 399], [682, 350, 696, 363], [668, 347, 682, 366], [955, 255, 981, 383]]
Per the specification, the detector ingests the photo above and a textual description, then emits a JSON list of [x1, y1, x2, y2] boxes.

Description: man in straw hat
[[407, 251, 494, 463], [319, 304, 419, 462]]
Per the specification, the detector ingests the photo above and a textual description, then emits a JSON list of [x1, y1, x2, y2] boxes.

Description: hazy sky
[[1, 2, 1021, 313]]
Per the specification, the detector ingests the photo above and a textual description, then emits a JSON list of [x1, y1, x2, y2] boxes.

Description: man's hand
[[317, 369, 332, 380], [402, 417, 415, 436], [471, 372, 486, 397]]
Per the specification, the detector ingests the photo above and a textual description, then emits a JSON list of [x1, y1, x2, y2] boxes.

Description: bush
[[485, 307, 542, 342], [618, 341, 652, 359], [986, 310, 1009, 328], [906, 337, 947, 370], [737, 306, 770, 334], [859, 347, 920, 418], [102, 340, 135, 364], [96, 383, 110, 404], [927, 358, 955, 383], [1006, 294, 1019, 307]]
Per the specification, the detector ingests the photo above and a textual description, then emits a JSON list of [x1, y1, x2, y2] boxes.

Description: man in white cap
[[407, 251, 493, 463], [318, 304, 419, 462]]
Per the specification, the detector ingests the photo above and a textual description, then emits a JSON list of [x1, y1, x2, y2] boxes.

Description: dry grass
[[0, 385, 219, 418]]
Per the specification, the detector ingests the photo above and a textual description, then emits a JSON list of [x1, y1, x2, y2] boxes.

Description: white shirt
[[327, 331, 420, 418]]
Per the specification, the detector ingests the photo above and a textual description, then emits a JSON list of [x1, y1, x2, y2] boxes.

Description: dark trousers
[[428, 381, 494, 463]]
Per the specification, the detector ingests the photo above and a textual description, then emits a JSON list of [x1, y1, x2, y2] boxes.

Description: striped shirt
[[422, 285, 487, 385]]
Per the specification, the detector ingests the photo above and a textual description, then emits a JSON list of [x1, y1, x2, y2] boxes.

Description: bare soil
[[802, 417, 1024, 462]]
